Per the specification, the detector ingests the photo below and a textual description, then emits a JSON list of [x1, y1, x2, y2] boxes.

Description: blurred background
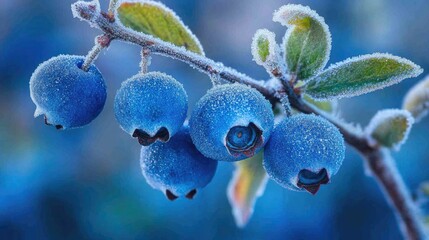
[[1, 0, 429, 239]]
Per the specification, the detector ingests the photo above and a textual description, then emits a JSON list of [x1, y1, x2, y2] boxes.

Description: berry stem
[[73, 3, 427, 239], [107, 0, 118, 19], [81, 34, 111, 72], [280, 95, 292, 117], [209, 73, 222, 86], [140, 48, 151, 74], [82, 43, 103, 72]]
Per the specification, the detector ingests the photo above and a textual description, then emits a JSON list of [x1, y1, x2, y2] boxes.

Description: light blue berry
[[114, 72, 188, 146], [30, 55, 107, 129], [263, 114, 345, 195], [189, 84, 274, 162], [140, 126, 217, 200]]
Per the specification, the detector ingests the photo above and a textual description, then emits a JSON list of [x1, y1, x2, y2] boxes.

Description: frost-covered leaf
[[227, 151, 268, 228], [117, 1, 204, 55], [273, 4, 331, 81], [305, 53, 423, 100], [303, 94, 336, 113], [251, 29, 277, 66], [365, 109, 414, 150], [403, 75, 429, 122]]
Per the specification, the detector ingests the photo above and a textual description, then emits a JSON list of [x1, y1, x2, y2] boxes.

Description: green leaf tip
[[303, 94, 337, 113], [305, 53, 423, 100], [403, 75, 429, 122], [273, 4, 332, 81], [117, 1, 204, 55], [257, 38, 269, 62], [365, 109, 414, 150], [251, 29, 277, 66], [227, 151, 268, 228]]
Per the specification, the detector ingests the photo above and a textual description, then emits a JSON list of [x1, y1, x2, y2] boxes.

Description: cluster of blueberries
[[30, 55, 346, 200]]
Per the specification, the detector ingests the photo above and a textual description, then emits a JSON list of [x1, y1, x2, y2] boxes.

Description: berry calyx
[[263, 114, 345, 195], [189, 84, 274, 162], [140, 126, 217, 200], [226, 123, 263, 158], [114, 72, 188, 146]]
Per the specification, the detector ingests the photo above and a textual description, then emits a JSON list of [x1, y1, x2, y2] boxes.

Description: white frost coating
[[71, 0, 100, 25], [227, 165, 268, 228], [403, 75, 429, 122], [365, 109, 414, 151], [263, 78, 284, 97], [306, 53, 424, 100], [251, 29, 278, 66], [115, 0, 205, 56], [273, 4, 332, 77]]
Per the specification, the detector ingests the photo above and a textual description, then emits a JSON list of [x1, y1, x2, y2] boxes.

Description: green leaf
[[117, 1, 204, 55], [257, 38, 269, 62], [227, 151, 267, 228], [403, 75, 429, 122], [305, 53, 423, 100], [365, 109, 414, 150], [303, 94, 336, 113], [273, 4, 331, 81], [251, 29, 277, 65]]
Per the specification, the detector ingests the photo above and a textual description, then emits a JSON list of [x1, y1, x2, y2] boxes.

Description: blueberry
[[30, 55, 107, 129], [263, 114, 345, 195], [114, 72, 188, 146], [189, 84, 274, 162], [140, 126, 217, 200]]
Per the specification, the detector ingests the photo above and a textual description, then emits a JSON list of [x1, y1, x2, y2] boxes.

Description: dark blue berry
[[189, 84, 274, 162], [30, 55, 107, 129], [140, 126, 217, 200], [114, 72, 188, 146], [263, 114, 345, 195]]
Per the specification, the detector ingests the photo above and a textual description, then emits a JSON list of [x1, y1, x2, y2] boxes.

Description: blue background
[[1, 0, 429, 239]]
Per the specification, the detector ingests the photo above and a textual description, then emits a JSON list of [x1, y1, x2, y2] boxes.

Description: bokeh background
[[1, 0, 429, 239]]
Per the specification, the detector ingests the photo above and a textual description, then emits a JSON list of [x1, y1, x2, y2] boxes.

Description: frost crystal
[[273, 4, 332, 80], [365, 109, 414, 151], [251, 29, 278, 66], [305, 53, 423, 100], [116, 0, 205, 55], [71, 0, 100, 24], [403, 75, 429, 122]]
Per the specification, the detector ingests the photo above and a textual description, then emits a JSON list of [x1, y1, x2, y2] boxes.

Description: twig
[[73, 2, 427, 239]]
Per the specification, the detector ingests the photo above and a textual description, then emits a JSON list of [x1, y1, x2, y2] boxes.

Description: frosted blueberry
[[30, 55, 107, 129], [264, 114, 345, 194], [189, 84, 274, 162], [114, 72, 188, 146], [140, 126, 218, 200]]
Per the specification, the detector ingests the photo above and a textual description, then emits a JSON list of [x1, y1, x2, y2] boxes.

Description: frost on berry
[[114, 72, 188, 146], [189, 83, 274, 162], [140, 126, 217, 200], [30, 55, 107, 129], [263, 114, 345, 194]]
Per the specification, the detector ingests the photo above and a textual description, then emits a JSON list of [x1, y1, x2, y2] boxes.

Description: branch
[[72, 2, 427, 239], [365, 149, 427, 240]]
